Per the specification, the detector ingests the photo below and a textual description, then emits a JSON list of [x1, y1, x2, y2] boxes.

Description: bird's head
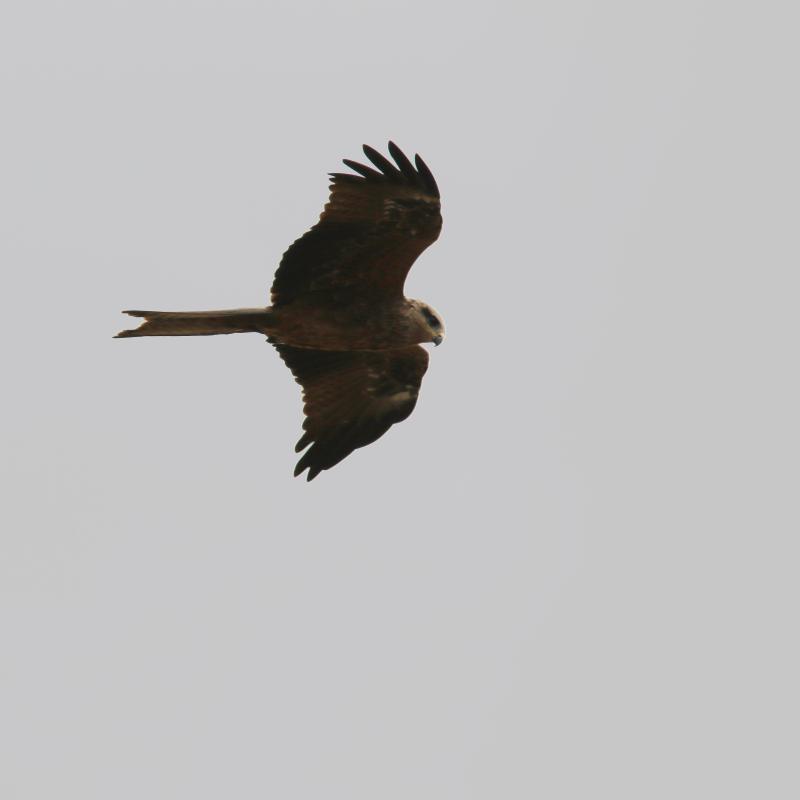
[[410, 300, 445, 346]]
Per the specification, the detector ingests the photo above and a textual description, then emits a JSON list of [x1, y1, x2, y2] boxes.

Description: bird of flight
[[116, 142, 444, 480]]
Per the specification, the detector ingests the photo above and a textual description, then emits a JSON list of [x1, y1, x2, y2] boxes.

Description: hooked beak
[[432, 335, 443, 347]]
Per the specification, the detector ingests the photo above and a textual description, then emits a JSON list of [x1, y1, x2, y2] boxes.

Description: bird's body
[[117, 142, 444, 480]]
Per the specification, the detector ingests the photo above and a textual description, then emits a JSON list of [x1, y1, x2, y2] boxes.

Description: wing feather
[[341, 159, 384, 180], [387, 140, 418, 182], [272, 344, 430, 480], [362, 143, 403, 178], [414, 154, 439, 196], [270, 142, 442, 305]]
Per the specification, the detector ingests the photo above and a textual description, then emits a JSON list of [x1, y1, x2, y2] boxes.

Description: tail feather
[[115, 308, 273, 338]]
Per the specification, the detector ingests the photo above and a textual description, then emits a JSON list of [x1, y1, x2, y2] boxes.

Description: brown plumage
[[116, 142, 444, 480]]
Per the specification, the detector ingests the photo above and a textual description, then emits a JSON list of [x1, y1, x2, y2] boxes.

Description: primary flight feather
[[116, 142, 444, 480]]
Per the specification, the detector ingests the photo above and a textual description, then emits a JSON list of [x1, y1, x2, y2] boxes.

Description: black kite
[[117, 142, 444, 480]]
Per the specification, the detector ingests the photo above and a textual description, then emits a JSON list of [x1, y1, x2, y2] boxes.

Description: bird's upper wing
[[272, 343, 430, 480], [270, 142, 441, 306]]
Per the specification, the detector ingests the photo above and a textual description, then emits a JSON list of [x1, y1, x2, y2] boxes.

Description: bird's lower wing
[[271, 344, 430, 480]]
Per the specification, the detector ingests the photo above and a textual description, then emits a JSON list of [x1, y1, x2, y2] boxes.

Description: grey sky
[[1, 1, 798, 798]]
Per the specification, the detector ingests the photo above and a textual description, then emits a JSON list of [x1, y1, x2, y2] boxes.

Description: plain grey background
[[1, 1, 797, 797]]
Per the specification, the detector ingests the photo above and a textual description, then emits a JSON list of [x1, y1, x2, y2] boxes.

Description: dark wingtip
[[362, 144, 400, 177], [354, 143, 439, 197], [387, 141, 418, 183], [295, 432, 313, 452], [342, 158, 382, 180], [292, 461, 320, 481], [414, 153, 439, 197], [294, 447, 313, 478]]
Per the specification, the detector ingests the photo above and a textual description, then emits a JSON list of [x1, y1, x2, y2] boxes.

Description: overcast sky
[[1, 1, 798, 798]]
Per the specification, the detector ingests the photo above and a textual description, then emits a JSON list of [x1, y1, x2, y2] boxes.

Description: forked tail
[[115, 308, 273, 338]]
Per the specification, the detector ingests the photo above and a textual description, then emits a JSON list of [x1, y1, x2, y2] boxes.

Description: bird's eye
[[422, 308, 440, 329]]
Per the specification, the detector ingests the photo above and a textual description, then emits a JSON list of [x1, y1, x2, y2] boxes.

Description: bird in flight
[[116, 142, 444, 480]]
